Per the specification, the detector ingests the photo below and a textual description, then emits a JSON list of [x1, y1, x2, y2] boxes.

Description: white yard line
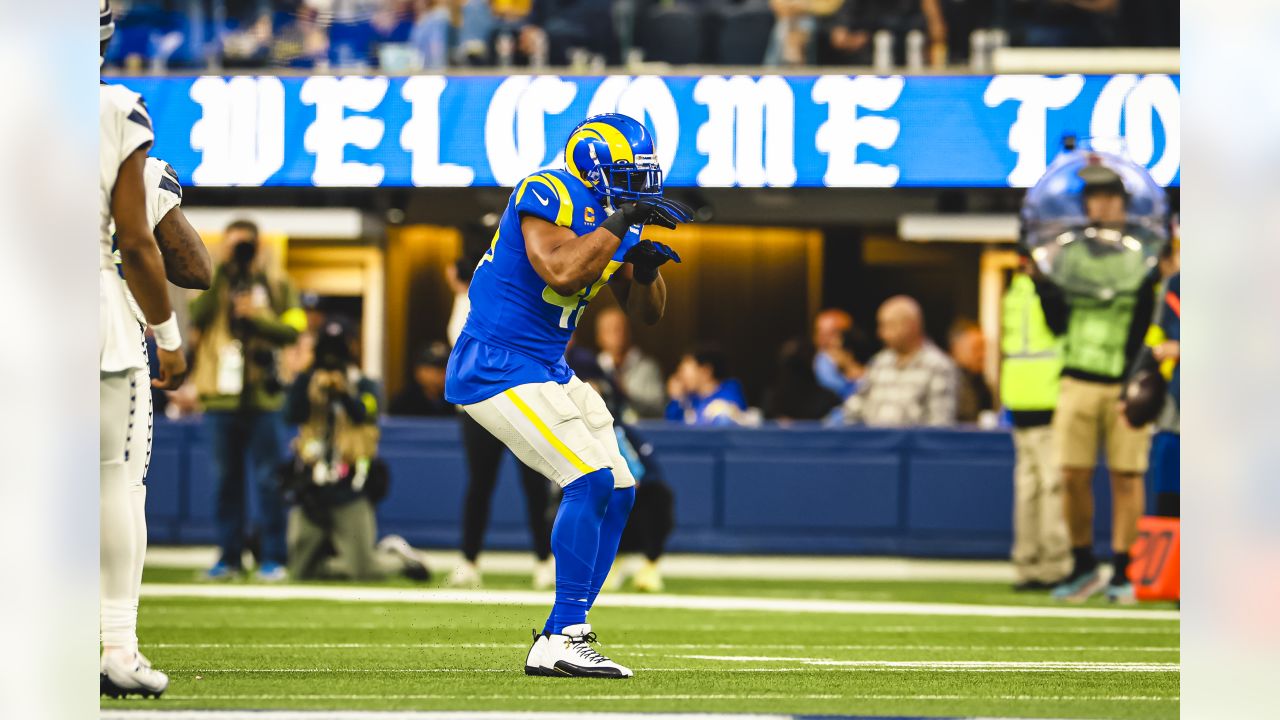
[[178, 662, 1178, 674], [676, 655, 1178, 672], [146, 546, 1015, 583], [148, 642, 1177, 652], [126, 694, 1178, 702], [140, 582, 1179, 621]]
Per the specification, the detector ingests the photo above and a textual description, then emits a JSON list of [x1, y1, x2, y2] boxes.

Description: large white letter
[[300, 76, 388, 187], [984, 75, 1084, 187], [400, 76, 474, 187], [485, 76, 577, 186], [812, 75, 904, 187], [586, 76, 680, 172], [1090, 74, 1181, 185], [693, 76, 796, 187], [189, 76, 285, 186]]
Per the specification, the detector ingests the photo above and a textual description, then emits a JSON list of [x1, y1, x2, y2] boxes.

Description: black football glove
[[623, 239, 682, 285], [601, 196, 695, 237]]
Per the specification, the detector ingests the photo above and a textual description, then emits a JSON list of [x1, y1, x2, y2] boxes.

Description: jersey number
[[543, 261, 622, 330]]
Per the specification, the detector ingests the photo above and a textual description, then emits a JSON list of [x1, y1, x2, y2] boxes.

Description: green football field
[[102, 564, 1179, 720]]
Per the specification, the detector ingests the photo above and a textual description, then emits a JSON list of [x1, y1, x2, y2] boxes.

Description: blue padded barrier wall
[[147, 417, 1118, 558]]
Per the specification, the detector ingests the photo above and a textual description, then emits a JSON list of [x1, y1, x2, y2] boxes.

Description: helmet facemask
[[587, 146, 663, 206]]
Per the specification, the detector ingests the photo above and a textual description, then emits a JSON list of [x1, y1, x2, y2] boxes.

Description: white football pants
[[461, 376, 635, 490], [100, 367, 151, 650]]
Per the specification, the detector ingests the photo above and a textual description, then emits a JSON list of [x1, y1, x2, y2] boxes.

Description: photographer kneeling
[[281, 321, 429, 582]]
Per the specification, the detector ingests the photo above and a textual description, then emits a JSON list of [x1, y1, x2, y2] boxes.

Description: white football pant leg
[[462, 380, 615, 488], [565, 377, 635, 490], [125, 365, 152, 602], [100, 371, 139, 650]]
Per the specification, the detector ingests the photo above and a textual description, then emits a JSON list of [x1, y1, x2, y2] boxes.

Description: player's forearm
[[543, 227, 622, 295], [626, 272, 666, 325], [118, 235, 175, 326]]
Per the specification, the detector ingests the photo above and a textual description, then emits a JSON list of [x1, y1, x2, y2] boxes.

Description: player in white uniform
[[100, 0, 209, 699]]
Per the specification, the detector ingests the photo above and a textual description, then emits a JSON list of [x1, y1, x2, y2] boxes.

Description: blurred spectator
[[270, 2, 331, 67], [1033, 166, 1158, 604], [444, 241, 553, 590], [1141, 268, 1180, 517], [388, 341, 454, 416], [764, 339, 842, 421], [812, 308, 866, 399], [595, 307, 666, 420], [949, 318, 994, 423], [521, 0, 615, 66], [280, 320, 430, 581], [1000, 257, 1069, 590], [407, 0, 454, 68], [1126, 230, 1179, 518], [568, 353, 675, 593], [838, 295, 956, 427], [825, 0, 947, 65], [220, 1, 276, 67], [665, 346, 752, 426], [190, 220, 306, 581], [1013, 0, 1119, 48], [768, 0, 841, 67], [936, 0, 995, 63]]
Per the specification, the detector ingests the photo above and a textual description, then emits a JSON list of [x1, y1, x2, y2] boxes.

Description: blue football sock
[[544, 468, 614, 634], [586, 486, 636, 611]]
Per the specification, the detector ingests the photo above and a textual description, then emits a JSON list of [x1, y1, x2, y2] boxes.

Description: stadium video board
[[116, 73, 1180, 189]]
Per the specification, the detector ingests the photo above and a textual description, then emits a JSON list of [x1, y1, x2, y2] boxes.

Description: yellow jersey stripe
[[503, 389, 593, 474], [515, 175, 573, 227], [539, 173, 575, 227]]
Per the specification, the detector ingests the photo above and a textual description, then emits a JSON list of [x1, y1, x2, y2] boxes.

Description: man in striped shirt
[[839, 296, 958, 427]]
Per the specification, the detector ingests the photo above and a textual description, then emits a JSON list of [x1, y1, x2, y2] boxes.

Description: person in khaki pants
[[1001, 265, 1070, 590], [1032, 167, 1159, 604]]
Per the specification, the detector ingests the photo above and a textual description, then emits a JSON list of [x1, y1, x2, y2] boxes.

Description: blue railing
[[148, 416, 1119, 558]]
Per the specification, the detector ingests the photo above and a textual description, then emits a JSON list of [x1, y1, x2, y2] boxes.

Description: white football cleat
[[101, 649, 169, 698], [524, 629, 551, 676], [445, 560, 482, 588], [532, 558, 555, 590], [541, 623, 633, 678]]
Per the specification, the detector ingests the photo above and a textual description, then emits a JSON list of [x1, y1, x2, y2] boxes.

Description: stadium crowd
[[104, 0, 1177, 71], [162, 208, 1178, 599]]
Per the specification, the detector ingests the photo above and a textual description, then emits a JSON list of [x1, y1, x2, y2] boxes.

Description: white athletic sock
[[101, 459, 138, 651]]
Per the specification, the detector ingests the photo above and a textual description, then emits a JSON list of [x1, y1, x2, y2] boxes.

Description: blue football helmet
[[564, 113, 663, 205]]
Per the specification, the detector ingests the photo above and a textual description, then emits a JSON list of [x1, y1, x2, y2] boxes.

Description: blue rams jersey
[[445, 169, 641, 405]]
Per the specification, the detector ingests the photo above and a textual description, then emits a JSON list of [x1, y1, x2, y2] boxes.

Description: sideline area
[[147, 546, 1017, 582]]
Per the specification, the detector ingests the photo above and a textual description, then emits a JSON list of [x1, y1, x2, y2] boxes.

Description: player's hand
[[624, 240, 681, 285], [619, 197, 695, 230], [153, 347, 188, 390]]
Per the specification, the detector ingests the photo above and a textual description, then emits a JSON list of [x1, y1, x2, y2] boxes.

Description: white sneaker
[[378, 535, 431, 581], [540, 623, 633, 678], [524, 629, 551, 676], [632, 559, 664, 593], [101, 649, 169, 698], [532, 558, 555, 590], [446, 560, 482, 588]]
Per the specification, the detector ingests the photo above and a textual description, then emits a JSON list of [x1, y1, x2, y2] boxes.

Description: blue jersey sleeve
[[513, 173, 575, 227]]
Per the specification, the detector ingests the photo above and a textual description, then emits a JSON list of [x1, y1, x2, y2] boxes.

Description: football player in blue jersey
[[444, 113, 693, 678]]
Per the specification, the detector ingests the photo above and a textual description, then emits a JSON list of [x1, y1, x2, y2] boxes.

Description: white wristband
[[151, 312, 183, 352]]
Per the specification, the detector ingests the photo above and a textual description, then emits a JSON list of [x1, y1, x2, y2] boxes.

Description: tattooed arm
[[154, 206, 212, 290]]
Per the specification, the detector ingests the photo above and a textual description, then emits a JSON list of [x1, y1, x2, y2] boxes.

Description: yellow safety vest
[[1000, 273, 1064, 411]]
